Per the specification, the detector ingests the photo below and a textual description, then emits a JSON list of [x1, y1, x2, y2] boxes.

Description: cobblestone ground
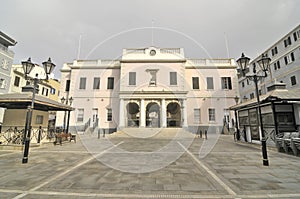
[[0, 129, 300, 199]]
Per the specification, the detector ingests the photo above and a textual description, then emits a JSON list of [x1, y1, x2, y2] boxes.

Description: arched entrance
[[146, 102, 160, 127], [167, 102, 181, 127], [127, 102, 140, 127]]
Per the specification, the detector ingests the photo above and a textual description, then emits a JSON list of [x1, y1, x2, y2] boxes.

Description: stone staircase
[[108, 128, 195, 139]]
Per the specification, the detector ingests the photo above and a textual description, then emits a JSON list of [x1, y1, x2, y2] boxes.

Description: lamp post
[[236, 53, 271, 166], [61, 96, 73, 134], [21, 57, 55, 164], [234, 96, 240, 141]]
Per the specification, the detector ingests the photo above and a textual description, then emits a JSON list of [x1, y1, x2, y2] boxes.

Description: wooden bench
[[53, 133, 76, 145]]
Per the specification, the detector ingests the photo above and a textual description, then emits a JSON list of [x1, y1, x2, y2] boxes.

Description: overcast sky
[[1, 0, 300, 78]]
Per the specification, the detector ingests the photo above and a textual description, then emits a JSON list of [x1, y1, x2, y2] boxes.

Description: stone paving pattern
[[0, 129, 300, 198]]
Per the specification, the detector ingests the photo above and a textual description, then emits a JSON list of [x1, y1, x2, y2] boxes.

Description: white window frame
[[221, 77, 232, 90], [129, 72, 136, 86], [206, 77, 214, 90], [107, 108, 112, 122], [93, 77, 100, 89], [36, 115, 44, 125], [169, 72, 177, 86], [107, 77, 114, 89], [208, 108, 215, 122], [77, 109, 84, 122], [194, 108, 201, 123], [79, 77, 87, 90], [192, 77, 200, 89]]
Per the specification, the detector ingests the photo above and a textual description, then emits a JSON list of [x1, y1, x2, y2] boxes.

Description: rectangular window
[[284, 56, 288, 65], [107, 108, 112, 121], [192, 77, 199, 89], [293, 32, 297, 41], [129, 72, 136, 86], [170, 72, 177, 85], [0, 79, 6, 89], [250, 93, 255, 99], [291, 76, 297, 86], [147, 69, 157, 86], [65, 80, 70, 91], [284, 36, 292, 47], [206, 77, 214, 90], [93, 77, 100, 89], [208, 108, 215, 122], [291, 52, 295, 61], [36, 115, 44, 124], [42, 87, 49, 96], [194, 109, 201, 123], [221, 77, 232, 89], [242, 81, 245, 88], [274, 62, 277, 70], [14, 76, 20, 87], [50, 88, 56, 95], [277, 60, 281, 69], [79, 77, 86, 89], [77, 109, 84, 122], [271, 46, 278, 56], [107, 77, 114, 89], [284, 52, 295, 65]]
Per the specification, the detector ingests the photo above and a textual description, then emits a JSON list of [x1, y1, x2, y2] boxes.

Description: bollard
[[37, 126, 42, 143]]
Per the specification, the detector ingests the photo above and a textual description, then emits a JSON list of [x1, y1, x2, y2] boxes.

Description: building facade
[[0, 31, 17, 125], [235, 24, 300, 144], [56, 47, 237, 132], [239, 24, 300, 101], [57, 47, 238, 133], [0, 31, 16, 94], [9, 64, 61, 130]]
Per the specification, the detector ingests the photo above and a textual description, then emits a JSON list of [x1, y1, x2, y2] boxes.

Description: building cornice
[[185, 66, 237, 69], [120, 59, 186, 63], [70, 66, 121, 69]]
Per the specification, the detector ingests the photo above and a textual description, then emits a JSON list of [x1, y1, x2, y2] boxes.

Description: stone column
[[119, 98, 125, 128], [140, 99, 146, 127], [161, 99, 167, 127], [182, 99, 188, 128]]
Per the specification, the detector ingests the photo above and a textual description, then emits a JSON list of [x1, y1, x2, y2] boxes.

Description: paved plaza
[[0, 129, 300, 199]]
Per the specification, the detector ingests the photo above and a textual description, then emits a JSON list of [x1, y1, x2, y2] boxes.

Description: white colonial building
[[239, 24, 300, 101], [57, 47, 238, 134]]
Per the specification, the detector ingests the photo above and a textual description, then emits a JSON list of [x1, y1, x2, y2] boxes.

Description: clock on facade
[[150, 50, 156, 56]]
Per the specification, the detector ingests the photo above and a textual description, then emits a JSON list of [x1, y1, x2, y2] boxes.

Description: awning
[[230, 88, 300, 110], [0, 93, 73, 111]]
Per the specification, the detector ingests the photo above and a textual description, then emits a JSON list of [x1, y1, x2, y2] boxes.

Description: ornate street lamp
[[236, 53, 271, 166], [21, 57, 55, 164]]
